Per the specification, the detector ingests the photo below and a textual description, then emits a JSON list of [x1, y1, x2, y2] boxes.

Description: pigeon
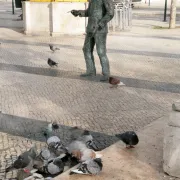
[[70, 127, 97, 150], [51, 122, 59, 129], [43, 157, 64, 175], [115, 131, 139, 148], [67, 140, 101, 162], [78, 130, 98, 150], [47, 136, 67, 156], [49, 44, 60, 52], [172, 102, 180, 112], [33, 148, 53, 171], [70, 158, 103, 175], [109, 77, 125, 88], [70, 127, 93, 143], [6, 146, 37, 172], [33, 148, 64, 172], [19, 14, 23, 20], [47, 136, 61, 147], [39, 147, 56, 161], [43, 122, 59, 139], [47, 58, 58, 67], [78, 130, 93, 144]]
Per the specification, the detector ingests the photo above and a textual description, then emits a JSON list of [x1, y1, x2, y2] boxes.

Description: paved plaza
[[0, 2, 180, 179]]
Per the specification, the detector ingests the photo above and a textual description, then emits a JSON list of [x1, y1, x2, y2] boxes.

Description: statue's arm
[[78, 4, 90, 17], [98, 0, 114, 28], [78, 10, 89, 17]]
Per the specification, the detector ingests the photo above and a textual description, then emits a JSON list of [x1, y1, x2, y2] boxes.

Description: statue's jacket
[[79, 0, 114, 33]]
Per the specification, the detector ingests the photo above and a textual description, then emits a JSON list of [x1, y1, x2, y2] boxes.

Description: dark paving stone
[[0, 113, 118, 151]]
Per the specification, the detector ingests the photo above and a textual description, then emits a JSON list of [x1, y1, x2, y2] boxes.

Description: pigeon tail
[[118, 81, 125, 86], [5, 165, 14, 172]]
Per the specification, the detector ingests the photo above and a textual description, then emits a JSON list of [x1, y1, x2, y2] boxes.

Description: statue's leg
[[81, 33, 96, 77], [95, 33, 110, 81]]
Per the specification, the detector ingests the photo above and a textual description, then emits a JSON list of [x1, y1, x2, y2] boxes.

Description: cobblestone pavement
[[0, 2, 180, 179]]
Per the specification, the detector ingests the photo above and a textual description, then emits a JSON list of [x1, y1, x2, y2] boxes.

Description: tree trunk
[[169, 0, 177, 29]]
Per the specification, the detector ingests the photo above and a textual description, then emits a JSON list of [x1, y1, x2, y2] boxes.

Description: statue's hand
[[71, 10, 80, 17], [98, 22, 104, 30], [92, 24, 103, 34]]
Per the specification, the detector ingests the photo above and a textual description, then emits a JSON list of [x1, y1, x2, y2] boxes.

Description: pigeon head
[[52, 122, 59, 130], [109, 77, 113, 83], [83, 130, 90, 135], [14, 155, 29, 169], [94, 158, 103, 169]]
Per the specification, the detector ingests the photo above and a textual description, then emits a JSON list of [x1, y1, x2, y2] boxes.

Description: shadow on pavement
[[0, 62, 180, 94], [0, 112, 118, 151], [1, 38, 180, 59]]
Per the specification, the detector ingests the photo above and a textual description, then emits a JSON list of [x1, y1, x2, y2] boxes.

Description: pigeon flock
[[47, 44, 59, 68], [4, 121, 139, 179], [5, 124, 105, 180]]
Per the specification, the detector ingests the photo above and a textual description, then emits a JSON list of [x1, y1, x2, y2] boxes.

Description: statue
[[71, 0, 114, 81]]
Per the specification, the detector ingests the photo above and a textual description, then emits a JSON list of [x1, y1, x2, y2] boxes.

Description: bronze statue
[[71, 0, 114, 81]]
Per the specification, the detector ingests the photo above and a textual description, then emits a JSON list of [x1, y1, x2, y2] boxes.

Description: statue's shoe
[[100, 75, 109, 81]]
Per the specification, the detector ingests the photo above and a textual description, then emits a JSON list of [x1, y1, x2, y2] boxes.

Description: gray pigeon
[[39, 148, 56, 161], [70, 158, 103, 175], [6, 145, 37, 172], [43, 157, 64, 175], [42, 122, 59, 139], [47, 136, 61, 147], [70, 127, 98, 151], [78, 130, 93, 144], [47, 58, 58, 67], [33, 147, 56, 172], [115, 131, 139, 148], [49, 44, 60, 52], [47, 136, 67, 156]]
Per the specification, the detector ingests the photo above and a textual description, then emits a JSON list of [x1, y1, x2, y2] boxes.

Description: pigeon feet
[[126, 145, 135, 149]]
